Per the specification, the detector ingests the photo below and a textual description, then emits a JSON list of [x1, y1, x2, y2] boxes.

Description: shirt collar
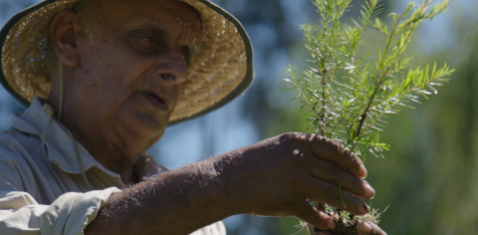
[[10, 97, 120, 179]]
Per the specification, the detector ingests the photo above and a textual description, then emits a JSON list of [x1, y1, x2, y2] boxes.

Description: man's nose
[[155, 48, 189, 85]]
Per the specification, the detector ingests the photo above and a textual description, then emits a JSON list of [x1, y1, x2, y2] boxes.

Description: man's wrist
[[210, 151, 248, 216]]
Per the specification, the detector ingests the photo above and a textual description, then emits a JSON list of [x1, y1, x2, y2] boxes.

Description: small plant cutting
[[284, 0, 454, 234]]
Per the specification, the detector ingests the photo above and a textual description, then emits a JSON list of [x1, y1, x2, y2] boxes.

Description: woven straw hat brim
[[0, 0, 253, 125]]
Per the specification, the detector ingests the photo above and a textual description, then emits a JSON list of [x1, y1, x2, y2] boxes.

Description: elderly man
[[0, 0, 386, 234]]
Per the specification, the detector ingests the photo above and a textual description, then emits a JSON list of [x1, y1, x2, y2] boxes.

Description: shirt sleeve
[[0, 135, 224, 235], [0, 187, 120, 235], [190, 221, 227, 235], [0, 136, 122, 235]]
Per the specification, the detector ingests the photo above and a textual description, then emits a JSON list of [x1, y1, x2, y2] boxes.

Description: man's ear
[[50, 9, 81, 68]]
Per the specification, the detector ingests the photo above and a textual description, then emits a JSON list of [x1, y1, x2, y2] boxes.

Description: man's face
[[68, 0, 201, 145]]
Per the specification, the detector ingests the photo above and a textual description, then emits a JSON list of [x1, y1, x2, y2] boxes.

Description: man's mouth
[[142, 92, 169, 110]]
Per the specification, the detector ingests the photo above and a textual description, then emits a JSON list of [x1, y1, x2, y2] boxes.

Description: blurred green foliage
[[269, 1, 478, 234], [366, 16, 478, 234]]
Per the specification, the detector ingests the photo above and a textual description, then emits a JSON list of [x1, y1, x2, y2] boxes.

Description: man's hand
[[315, 221, 387, 235], [217, 132, 375, 231], [356, 221, 387, 235], [86, 132, 377, 235]]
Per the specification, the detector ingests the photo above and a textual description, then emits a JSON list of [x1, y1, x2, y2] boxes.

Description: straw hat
[[0, 0, 253, 125]]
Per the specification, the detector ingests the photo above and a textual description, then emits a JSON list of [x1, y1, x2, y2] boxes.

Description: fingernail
[[362, 168, 368, 179], [361, 202, 370, 214], [364, 184, 375, 199], [357, 221, 372, 232]]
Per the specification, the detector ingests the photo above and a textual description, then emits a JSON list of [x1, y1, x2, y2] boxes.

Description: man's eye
[[141, 36, 156, 44]]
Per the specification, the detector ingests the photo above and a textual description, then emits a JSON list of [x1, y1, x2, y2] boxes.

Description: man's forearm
[[85, 133, 377, 234], [84, 157, 236, 235]]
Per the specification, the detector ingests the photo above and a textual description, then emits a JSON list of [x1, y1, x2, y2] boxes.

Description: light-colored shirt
[[0, 97, 225, 235]]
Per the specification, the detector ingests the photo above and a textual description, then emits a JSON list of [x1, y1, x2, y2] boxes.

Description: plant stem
[[353, 1, 432, 139]]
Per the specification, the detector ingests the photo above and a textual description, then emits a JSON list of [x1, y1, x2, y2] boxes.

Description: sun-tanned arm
[[86, 159, 231, 235], [85, 133, 380, 235]]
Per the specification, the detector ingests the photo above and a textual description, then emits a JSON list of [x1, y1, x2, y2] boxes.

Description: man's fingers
[[305, 156, 375, 199], [306, 178, 369, 215], [307, 135, 367, 178], [357, 221, 387, 235], [293, 201, 336, 231]]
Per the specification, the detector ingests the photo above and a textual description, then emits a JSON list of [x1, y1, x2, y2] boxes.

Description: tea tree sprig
[[355, 0, 449, 140], [286, 0, 453, 233], [286, 0, 453, 159]]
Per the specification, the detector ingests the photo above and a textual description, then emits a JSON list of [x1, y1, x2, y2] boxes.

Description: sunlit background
[[1, 0, 477, 234]]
